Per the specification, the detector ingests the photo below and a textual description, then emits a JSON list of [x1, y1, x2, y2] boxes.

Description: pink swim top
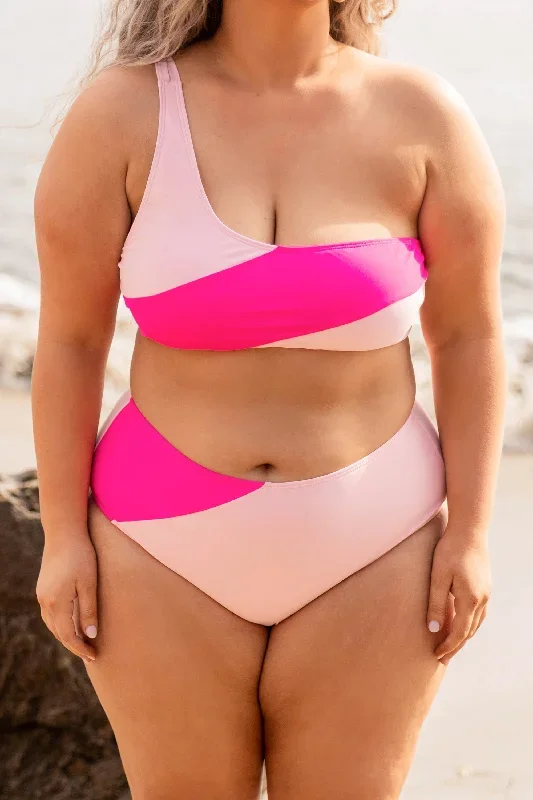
[[119, 57, 427, 352]]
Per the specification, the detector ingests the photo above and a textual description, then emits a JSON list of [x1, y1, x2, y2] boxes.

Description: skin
[[33, 0, 506, 796]]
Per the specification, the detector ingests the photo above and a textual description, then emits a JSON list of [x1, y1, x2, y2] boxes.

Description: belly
[[128, 333, 417, 482]]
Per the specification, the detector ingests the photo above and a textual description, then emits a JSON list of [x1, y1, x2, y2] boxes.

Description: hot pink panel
[[91, 398, 264, 522], [124, 238, 426, 350]]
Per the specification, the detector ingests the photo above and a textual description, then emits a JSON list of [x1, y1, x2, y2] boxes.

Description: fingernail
[[428, 620, 440, 633], [85, 625, 97, 639]]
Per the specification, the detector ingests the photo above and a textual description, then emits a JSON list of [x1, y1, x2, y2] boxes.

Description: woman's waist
[[126, 350, 418, 482], [130, 330, 414, 400]]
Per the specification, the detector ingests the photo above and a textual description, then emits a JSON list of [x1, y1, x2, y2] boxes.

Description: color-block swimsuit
[[90, 57, 446, 625]]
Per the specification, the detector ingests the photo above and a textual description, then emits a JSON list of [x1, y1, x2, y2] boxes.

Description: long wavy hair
[[82, 0, 396, 89]]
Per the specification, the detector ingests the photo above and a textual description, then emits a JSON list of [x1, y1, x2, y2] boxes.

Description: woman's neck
[[209, 0, 340, 89]]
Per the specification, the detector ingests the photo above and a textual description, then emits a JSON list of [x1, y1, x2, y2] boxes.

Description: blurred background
[[0, 1, 532, 798]]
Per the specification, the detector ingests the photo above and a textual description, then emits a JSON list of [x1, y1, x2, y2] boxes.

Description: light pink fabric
[[91, 397, 446, 625], [118, 59, 275, 300], [117, 56, 428, 353]]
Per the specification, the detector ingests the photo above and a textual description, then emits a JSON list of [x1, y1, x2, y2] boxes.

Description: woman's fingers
[[52, 600, 96, 663], [36, 536, 99, 664], [427, 531, 491, 664], [439, 603, 487, 665], [434, 590, 478, 661], [439, 638, 468, 666], [427, 557, 452, 635], [76, 575, 99, 642], [435, 596, 489, 666], [468, 599, 488, 639], [42, 597, 95, 663], [72, 595, 82, 638], [41, 607, 60, 643]]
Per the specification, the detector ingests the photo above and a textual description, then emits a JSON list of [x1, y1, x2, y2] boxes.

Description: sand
[[0, 388, 35, 472], [2, 387, 532, 799], [402, 454, 533, 799]]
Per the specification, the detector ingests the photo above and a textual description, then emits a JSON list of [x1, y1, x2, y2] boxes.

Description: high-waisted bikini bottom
[[90, 391, 446, 626]]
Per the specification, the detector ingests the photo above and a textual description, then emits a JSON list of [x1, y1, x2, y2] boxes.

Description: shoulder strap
[[143, 57, 208, 227], [154, 56, 176, 85], [150, 55, 190, 175]]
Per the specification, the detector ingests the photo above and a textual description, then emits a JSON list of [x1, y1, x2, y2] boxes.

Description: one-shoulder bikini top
[[119, 56, 427, 351]]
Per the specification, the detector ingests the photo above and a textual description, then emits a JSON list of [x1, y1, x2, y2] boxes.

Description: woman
[[33, 0, 506, 797]]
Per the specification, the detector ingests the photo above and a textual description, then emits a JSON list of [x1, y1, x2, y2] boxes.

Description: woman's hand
[[427, 529, 492, 666], [36, 532, 98, 664]]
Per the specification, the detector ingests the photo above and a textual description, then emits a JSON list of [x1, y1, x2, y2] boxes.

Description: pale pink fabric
[[118, 60, 275, 300], [91, 399, 446, 625]]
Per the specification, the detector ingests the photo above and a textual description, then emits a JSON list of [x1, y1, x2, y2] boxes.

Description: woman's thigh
[[85, 500, 269, 800], [259, 508, 452, 800]]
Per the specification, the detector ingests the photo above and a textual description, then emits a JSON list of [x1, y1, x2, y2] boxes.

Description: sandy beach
[[1, 389, 35, 472], [2, 387, 532, 799], [403, 454, 533, 799]]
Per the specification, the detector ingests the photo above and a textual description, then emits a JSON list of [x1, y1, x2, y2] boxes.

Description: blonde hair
[[83, 0, 396, 88]]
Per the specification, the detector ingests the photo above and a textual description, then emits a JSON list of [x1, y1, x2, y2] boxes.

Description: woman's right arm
[[33, 69, 134, 663]]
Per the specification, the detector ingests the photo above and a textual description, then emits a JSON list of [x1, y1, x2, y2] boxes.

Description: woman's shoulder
[[59, 62, 158, 141], [347, 47, 473, 142], [42, 61, 163, 200], [340, 48, 471, 144]]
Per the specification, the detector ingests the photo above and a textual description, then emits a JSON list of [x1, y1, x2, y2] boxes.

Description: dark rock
[[0, 471, 129, 800]]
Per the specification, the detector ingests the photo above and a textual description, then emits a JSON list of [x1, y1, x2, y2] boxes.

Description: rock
[[0, 470, 128, 800]]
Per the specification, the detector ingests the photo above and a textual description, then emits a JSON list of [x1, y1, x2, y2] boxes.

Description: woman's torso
[[123, 41, 428, 481]]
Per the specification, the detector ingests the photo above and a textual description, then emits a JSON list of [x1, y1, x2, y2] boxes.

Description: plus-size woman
[[33, 1, 505, 797]]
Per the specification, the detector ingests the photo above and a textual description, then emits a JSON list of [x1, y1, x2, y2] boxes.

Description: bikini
[[90, 56, 447, 626]]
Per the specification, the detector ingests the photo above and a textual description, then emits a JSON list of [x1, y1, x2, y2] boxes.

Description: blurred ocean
[[1, 0, 532, 448]]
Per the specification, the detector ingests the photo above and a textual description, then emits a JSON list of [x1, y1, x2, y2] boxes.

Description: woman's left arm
[[415, 74, 507, 665]]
